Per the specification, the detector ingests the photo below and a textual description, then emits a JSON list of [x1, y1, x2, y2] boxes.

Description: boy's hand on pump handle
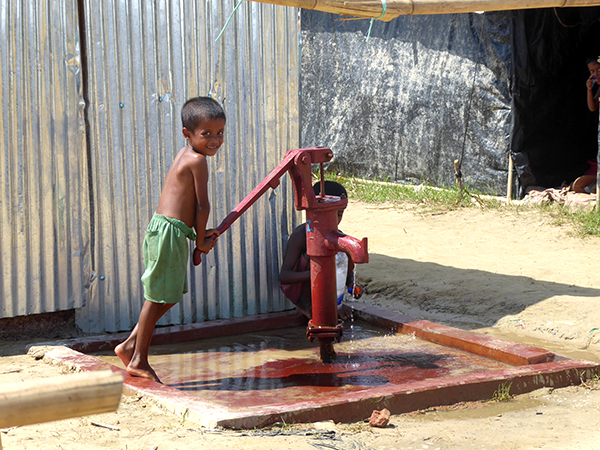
[[193, 229, 219, 265]]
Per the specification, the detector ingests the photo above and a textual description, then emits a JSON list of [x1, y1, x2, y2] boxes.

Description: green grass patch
[[580, 371, 600, 389], [323, 173, 502, 213], [492, 381, 513, 402], [549, 204, 600, 238]]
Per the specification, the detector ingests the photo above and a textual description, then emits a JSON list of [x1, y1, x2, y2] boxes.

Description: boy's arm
[[587, 89, 598, 111], [587, 78, 598, 111], [191, 156, 218, 253], [279, 228, 310, 284]]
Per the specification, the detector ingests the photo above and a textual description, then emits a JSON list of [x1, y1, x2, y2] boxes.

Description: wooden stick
[[90, 420, 120, 431], [454, 159, 463, 192], [506, 153, 514, 202], [0, 370, 123, 429], [596, 148, 600, 205]]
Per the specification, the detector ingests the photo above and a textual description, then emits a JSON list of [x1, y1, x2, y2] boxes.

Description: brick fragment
[[369, 408, 391, 427]]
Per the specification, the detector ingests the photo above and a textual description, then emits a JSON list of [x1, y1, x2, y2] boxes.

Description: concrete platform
[[37, 303, 600, 429]]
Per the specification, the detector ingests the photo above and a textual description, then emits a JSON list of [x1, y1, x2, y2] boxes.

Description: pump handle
[[192, 147, 334, 266]]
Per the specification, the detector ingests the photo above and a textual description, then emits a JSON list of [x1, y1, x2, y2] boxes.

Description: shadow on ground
[[358, 254, 600, 326]]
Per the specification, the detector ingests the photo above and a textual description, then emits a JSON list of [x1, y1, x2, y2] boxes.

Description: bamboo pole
[[506, 153, 514, 202], [454, 159, 462, 191], [0, 370, 123, 429], [249, 0, 600, 21], [592, 142, 600, 206]]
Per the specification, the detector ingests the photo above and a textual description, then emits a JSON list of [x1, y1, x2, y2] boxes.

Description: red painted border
[[350, 303, 555, 365], [36, 305, 600, 429]]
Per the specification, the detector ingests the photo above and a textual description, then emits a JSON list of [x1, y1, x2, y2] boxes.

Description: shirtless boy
[[279, 181, 362, 321], [115, 96, 225, 383]]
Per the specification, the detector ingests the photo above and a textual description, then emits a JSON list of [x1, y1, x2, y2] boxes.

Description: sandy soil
[[2, 199, 600, 449]]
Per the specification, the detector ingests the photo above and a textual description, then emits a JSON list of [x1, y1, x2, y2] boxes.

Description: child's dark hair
[[313, 180, 347, 198], [181, 97, 226, 132], [586, 56, 599, 66]]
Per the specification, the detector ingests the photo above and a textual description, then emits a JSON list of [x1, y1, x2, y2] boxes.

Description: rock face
[[369, 409, 391, 427]]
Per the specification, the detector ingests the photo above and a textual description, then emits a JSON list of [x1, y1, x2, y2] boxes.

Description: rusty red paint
[[351, 303, 555, 365]]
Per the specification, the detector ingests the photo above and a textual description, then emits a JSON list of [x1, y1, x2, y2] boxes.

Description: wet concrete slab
[[38, 303, 600, 428]]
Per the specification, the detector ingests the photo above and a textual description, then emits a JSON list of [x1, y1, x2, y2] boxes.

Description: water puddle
[[407, 395, 546, 421]]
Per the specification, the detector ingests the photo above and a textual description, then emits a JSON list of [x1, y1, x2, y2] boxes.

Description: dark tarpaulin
[[300, 10, 513, 194], [300, 7, 600, 197], [511, 7, 600, 197]]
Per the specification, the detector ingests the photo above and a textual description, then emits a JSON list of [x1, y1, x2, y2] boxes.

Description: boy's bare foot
[[338, 303, 353, 320], [114, 341, 134, 368], [126, 363, 162, 384]]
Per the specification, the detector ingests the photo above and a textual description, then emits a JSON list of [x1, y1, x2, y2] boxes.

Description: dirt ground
[[2, 199, 600, 449]]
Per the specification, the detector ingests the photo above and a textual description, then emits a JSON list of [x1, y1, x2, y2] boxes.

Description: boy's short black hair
[[313, 180, 347, 198], [586, 56, 599, 66], [181, 96, 226, 132]]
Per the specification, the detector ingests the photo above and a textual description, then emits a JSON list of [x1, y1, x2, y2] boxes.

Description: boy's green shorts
[[141, 213, 197, 304]]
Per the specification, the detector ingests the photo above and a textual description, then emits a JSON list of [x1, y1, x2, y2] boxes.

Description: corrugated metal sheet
[[0, 0, 89, 319], [79, 0, 301, 332], [1, 0, 300, 332]]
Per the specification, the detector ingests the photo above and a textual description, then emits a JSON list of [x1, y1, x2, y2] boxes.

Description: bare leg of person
[[117, 301, 175, 383], [114, 323, 139, 368], [115, 303, 174, 367], [296, 282, 312, 319]]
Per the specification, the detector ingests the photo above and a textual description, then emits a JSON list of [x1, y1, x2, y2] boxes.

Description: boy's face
[[182, 118, 226, 157], [589, 62, 600, 82], [337, 209, 344, 225]]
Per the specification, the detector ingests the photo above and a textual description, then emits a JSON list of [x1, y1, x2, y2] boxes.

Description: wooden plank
[[249, 0, 600, 21], [0, 370, 123, 428]]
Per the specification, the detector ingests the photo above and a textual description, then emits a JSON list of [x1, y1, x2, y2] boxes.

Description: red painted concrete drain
[[38, 303, 600, 429]]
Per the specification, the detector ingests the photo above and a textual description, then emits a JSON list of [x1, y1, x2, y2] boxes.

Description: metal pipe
[[305, 203, 345, 362], [325, 231, 369, 264]]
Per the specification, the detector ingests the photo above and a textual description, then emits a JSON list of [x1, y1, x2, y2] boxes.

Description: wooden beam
[[249, 0, 600, 21], [0, 370, 123, 429]]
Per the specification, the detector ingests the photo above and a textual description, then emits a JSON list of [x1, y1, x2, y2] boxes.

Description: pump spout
[[325, 231, 369, 265]]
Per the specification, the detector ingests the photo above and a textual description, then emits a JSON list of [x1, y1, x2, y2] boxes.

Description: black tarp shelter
[[299, 7, 600, 197]]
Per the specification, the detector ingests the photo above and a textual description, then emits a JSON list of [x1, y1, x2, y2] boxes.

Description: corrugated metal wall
[[0, 1, 89, 319], [1, 0, 301, 333]]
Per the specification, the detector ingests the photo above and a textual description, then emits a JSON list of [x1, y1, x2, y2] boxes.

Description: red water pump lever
[[193, 147, 334, 265]]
